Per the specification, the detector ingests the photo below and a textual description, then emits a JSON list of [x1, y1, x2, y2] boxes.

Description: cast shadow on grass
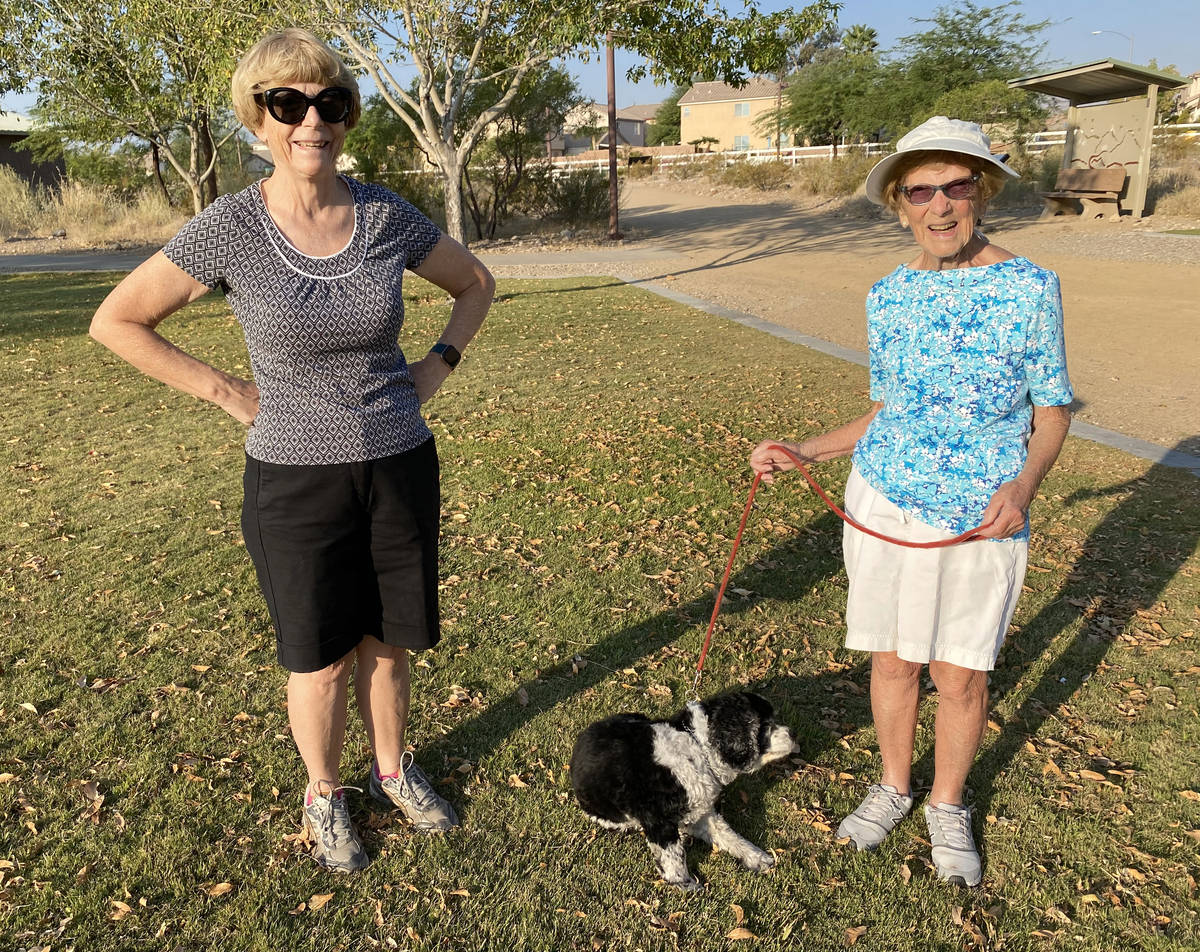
[[420, 510, 871, 835], [950, 443, 1200, 813]]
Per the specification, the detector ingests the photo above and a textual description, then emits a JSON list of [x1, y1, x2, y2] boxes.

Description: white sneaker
[[303, 784, 369, 873], [924, 802, 982, 886], [836, 783, 914, 850], [367, 751, 458, 832]]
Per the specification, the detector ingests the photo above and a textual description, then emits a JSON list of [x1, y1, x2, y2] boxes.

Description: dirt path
[[619, 181, 1200, 456]]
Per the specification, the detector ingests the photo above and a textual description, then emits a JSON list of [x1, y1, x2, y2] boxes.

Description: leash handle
[[692, 447, 994, 696]]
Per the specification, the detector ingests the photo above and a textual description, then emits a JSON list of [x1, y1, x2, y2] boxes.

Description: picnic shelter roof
[[1008, 59, 1186, 104]]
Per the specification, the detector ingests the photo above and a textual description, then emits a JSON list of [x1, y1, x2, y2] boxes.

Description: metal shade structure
[[1009, 59, 1186, 219]]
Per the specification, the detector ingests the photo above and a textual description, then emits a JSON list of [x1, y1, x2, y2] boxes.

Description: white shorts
[[842, 467, 1028, 671]]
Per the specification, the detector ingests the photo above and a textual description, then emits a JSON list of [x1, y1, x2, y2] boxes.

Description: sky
[[3, 1, 1196, 117], [567, 0, 1200, 108]]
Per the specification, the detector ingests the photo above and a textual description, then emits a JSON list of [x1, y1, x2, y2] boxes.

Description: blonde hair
[[880, 150, 1009, 214], [231, 29, 361, 132]]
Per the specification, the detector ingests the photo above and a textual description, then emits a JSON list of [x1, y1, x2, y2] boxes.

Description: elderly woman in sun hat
[[90, 28, 495, 873], [750, 116, 1073, 886]]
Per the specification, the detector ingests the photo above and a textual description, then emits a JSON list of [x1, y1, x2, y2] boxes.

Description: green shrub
[[717, 159, 795, 191], [625, 156, 654, 180], [792, 152, 878, 197], [520, 167, 613, 228], [663, 154, 724, 180]]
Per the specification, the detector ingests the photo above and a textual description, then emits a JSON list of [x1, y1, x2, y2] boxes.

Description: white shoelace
[[308, 783, 363, 845], [929, 804, 975, 849], [857, 784, 911, 824]]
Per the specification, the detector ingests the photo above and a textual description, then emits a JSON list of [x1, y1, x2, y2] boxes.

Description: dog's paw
[[668, 876, 703, 893], [742, 848, 776, 873]]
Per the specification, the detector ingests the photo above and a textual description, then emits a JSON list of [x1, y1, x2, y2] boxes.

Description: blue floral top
[[852, 257, 1073, 540]]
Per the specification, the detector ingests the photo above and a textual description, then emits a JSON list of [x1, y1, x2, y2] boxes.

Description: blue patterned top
[[852, 257, 1073, 540]]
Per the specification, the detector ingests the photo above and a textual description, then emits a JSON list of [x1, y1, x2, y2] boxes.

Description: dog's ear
[[704, 693, 760, 770], [742, 692, 774, 722]]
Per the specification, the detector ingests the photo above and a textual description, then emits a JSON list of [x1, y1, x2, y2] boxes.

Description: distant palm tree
[[842, 23, 879, 58]]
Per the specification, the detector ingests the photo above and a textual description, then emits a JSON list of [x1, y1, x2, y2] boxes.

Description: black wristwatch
[[430, 342, 461, 369]]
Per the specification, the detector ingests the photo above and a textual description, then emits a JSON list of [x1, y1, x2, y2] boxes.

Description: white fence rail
[[548, 141, 888, 171], [1025, 123, 1200, 154]]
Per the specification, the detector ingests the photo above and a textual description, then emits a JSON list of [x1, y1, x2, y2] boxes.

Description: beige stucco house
[[1180, 72, 1200, 120], [548, 102, 661, 155], [678, 78, 785, 151]]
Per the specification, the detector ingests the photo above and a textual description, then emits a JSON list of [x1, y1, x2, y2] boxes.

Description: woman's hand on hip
[[409, 355, 453, 405], [977, 478, 1034, 539], [219, 376, 260, 426]]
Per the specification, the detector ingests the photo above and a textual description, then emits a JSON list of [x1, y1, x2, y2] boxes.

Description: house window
[[682, 106, 690, 117], [734, 102, 750, 117], [779, 133, 790, 147], [733, 135, 750, 151]]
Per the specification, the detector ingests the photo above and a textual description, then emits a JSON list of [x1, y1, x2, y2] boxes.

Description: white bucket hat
[[864, 116, 1020, 205]]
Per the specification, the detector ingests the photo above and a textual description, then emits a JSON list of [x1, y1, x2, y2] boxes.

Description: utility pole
[[606, 32, 622, 241]]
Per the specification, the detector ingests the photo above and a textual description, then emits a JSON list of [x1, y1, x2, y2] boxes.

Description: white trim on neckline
[[257, 175, 367, 281]]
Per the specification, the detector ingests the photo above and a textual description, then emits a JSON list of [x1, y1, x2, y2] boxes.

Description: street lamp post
[[1091, 30, 1134, 62]]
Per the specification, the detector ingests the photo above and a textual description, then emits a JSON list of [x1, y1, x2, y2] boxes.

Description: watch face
[[433, 343, 461, 368]]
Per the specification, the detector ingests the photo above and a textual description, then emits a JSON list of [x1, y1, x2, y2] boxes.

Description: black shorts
[[241, 438, 440, 673]]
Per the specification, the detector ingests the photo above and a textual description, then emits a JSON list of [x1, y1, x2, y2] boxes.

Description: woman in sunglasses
[[90, 28, 495, 873], [750, 116, 1072, 886]]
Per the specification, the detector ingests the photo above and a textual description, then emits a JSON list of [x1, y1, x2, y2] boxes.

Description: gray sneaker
[[924, 802, 982, 887], [367, 751, 458, 832], [836, 783, 914, 850], [303, 784, 369, 873]]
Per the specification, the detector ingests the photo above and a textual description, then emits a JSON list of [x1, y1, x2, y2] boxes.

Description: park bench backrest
[[1053, 167, 1126, 193]]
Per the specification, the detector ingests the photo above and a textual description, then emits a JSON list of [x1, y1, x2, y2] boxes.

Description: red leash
[[693, 444, 993, 694]]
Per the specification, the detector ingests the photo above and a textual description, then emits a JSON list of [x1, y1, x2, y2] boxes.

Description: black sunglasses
[[256, 86, 353, 125], [898, 173, 980, 205]]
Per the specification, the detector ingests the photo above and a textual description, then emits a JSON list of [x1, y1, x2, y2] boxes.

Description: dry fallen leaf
[[731, 904, 745, 926], [308, 893, 333, 911], [1079, 770, 1106, 782], [844, 925, 868, 946], [1179, 790, 1200, 802], [18, 702, 38, 715], [207, 882, 234, 897], [727, 927, 757, 940]]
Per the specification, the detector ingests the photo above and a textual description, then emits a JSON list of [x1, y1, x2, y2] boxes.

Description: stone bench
[[1041, 167, 1126, 219]]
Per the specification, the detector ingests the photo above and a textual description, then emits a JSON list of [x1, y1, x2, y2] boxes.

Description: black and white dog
[[570, 692, 795, 891]]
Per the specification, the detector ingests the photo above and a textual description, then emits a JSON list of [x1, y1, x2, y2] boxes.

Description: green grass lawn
[[2, 271, 1198, 951]]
